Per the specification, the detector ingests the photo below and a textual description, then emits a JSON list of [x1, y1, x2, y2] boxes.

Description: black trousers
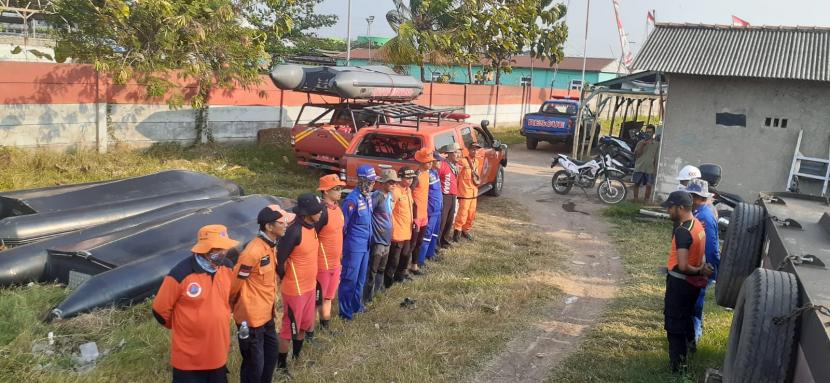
[[172, 366, 228, 383], [438, 194, 457, 246], [365, 244, 390, 301], [664, 274, 701, 367], [409, 223, 427, 266], [385, 240, 410, 287], [238, 319, 278, 383]]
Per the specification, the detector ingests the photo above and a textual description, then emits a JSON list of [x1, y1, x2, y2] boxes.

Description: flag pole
[[573, 0, 590, 158], [346, 0, 352, 66]]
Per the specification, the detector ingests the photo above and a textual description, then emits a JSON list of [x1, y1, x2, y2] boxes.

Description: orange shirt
[[391, 186, 413, 242], [277, 221, 319, 296], [230, 236, 277, 328], [667, 218, 706, 271], [152, 256, 233, 371], [318, 203, 345, 270], [412, 170, 430, 222], [456, 157, 480, 199]]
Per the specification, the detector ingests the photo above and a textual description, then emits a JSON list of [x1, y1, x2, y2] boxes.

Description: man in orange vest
[[452, 142, 482, 242], [276, 193, 324, 377], [385, 166, 415, 287], [408, 147, 434, 275], [230, 205, 293, 383], [661, 191, 713, 373], [312, 174, 346, 338], [152, 225, 239, 383]]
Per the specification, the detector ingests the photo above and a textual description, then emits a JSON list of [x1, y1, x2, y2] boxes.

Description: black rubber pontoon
[[47, 195, 293, 320]]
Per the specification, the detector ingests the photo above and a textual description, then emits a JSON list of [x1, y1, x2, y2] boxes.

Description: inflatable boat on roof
[[270, 64, 423, 101]]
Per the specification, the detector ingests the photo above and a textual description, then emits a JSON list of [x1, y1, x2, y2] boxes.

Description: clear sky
[[313, 0, 830, 59]]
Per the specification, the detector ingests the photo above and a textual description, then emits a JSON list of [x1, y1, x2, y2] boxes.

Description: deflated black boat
[[0, 198, 238, 287], [0, 170, 243, 247], [47, 194, 293, 321]]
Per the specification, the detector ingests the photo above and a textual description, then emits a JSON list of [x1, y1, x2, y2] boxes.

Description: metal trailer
[[709, 192, 830, 383]]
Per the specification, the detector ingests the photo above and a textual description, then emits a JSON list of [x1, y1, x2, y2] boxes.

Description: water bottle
[[238, 321, 250, 340]]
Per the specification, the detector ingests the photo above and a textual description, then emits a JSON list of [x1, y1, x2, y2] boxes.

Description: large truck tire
[[526, 137, 538, 150], [715, 202, 765, 308], [723, 268, 799, 383]]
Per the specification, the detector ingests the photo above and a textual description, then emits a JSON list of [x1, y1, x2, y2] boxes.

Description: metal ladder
[[786, 129, 830, 195]]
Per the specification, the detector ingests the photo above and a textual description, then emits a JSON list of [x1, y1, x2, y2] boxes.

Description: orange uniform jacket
[[152, 256, 233, 371], [277, 221, 319, 296], [230, 235, 277, 328], [667, 218, 706, 271], [391, 187, 414, 242], [317, 203, 345, 271], [411, 171, 430, 224], [456, 157, 480, 199]]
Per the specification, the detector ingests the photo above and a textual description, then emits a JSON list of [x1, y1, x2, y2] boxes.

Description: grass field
[[550, 202, 732, 383], [0, 143, 567, 382]]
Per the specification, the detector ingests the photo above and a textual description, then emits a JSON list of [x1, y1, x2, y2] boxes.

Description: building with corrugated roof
[[336, 48, 624, 90], [634, 23, 830, 199]]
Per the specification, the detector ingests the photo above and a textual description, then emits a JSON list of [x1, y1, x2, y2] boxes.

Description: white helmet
[[677, 165, 701, 181]]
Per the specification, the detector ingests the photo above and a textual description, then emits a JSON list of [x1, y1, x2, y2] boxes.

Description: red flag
[[647, 10, 655, 25], [732, 15, 750, 27]]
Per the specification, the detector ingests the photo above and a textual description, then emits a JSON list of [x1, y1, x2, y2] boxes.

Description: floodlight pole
[[572, 0, 591, 158], [346, 0, 352, 66], [367, 16, 375, 64]]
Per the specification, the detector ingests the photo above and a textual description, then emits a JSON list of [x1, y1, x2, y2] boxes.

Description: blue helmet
[[357, 165, 378, 181]]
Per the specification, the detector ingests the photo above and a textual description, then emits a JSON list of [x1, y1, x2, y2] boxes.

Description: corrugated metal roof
[[633, 23, 830, 82]]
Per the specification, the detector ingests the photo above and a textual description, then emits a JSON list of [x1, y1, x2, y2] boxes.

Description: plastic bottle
[[238, 321, 250, 340]]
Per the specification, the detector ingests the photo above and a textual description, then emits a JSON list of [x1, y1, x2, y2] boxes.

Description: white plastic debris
[[48, 332, 54, 346], [571, 261, 586, 265], [78, 342, 99, 364], [565, 296, 579, 305]]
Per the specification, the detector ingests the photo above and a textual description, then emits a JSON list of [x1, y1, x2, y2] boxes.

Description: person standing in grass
[[364, 169, 397, 302], [632, 124, 659, 203], [339, 165, 377, 320], [385, 166, 416, 287], [417, 152, 445, 264], [276, 193, 323, 378], [230, 205, 293, 383], [152, 225, 239, 383], [311, 175, 346, 339], [437, 143, 461, 249], [661, 191, 712, 373], [452, 142, 482, 242], [685, 179, 720, 344], [408, 147, 434, 275]]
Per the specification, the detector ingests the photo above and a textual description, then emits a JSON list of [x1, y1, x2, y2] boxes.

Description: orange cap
[[414, 147, 434, 163], [318, 174, 346, 191], [191, 224, 239, 254], [267, 204, 296, 225]]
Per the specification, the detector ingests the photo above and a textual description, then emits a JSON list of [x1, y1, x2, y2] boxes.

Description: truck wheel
[[487, 166, 504, 196], [526, 138, 538, 150], [715, 202, 765, 308], [723, 268, 799, 383]]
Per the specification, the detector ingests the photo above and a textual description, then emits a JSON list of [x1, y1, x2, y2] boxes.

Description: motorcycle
[[598, 136, 636, 174], [550, 152, 628, 204]]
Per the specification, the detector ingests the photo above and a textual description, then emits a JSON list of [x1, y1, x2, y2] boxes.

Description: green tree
[[48, 0, 294, 143], [380, 0, 457, 80], [442, 0, 568, 84], [244, 0, 339, 65]]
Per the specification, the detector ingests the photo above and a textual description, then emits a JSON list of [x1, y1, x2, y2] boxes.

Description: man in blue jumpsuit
[[686, 179, 720, 344], [338, 165, 377, 320], [418, 152, 445, 264]]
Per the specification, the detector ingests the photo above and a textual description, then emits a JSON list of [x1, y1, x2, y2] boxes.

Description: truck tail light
[[339, 168, 346, 181], [290, 135, 295, 146]]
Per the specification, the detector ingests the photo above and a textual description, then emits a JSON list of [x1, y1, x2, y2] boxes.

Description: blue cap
[[357, 165, 378, 181]]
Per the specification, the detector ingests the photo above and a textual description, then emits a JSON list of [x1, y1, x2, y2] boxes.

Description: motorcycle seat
[[571, 159, 590, 166]]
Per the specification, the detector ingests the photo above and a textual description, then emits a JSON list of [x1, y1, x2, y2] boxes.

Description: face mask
[[195, 254, 217, 273], [358, 179, 372, 195]]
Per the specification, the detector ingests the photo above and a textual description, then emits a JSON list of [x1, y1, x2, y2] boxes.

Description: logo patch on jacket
[[186, 282, 202, 297], [260, 255, 270, 267], [237, 265, 253, 279]]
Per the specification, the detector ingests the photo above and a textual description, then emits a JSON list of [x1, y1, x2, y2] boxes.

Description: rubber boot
[[452, 230, 461, 242], [461, 231, 473, 241], [363, 277, 374, 303]]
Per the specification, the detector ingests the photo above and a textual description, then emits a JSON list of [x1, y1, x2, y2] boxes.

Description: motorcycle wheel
[[551, 170, 573, 195], [597, 178, 627, 204]]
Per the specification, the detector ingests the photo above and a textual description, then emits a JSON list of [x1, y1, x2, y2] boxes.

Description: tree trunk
[[467, 64, 473, 84], [420, 64, 426, 82], [495, 69, 501, 85]]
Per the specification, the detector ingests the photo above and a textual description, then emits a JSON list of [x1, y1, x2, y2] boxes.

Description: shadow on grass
[[549, 204, 731, 383]]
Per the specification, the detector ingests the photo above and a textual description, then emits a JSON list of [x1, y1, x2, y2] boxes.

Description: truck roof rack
[[361, 103, 463, 130]]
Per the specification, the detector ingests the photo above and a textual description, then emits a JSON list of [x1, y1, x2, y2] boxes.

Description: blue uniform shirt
[[370, 189, 394, 246], [694, 204, 720, 280], [427, 169, 443, 215], [341, 189, 373, 253]]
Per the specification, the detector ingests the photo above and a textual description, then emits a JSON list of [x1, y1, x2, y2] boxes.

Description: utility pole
[[346, 0, 352, 66], [366, 16, 375, 64], [573, 0, 591, 158]]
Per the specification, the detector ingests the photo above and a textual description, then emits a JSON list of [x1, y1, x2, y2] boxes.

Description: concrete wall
[[656, 74, 830, 200], [0, 62, 584, 151]]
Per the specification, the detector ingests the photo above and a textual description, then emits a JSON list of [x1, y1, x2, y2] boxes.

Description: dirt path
[[471, 143, 625, 383]]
